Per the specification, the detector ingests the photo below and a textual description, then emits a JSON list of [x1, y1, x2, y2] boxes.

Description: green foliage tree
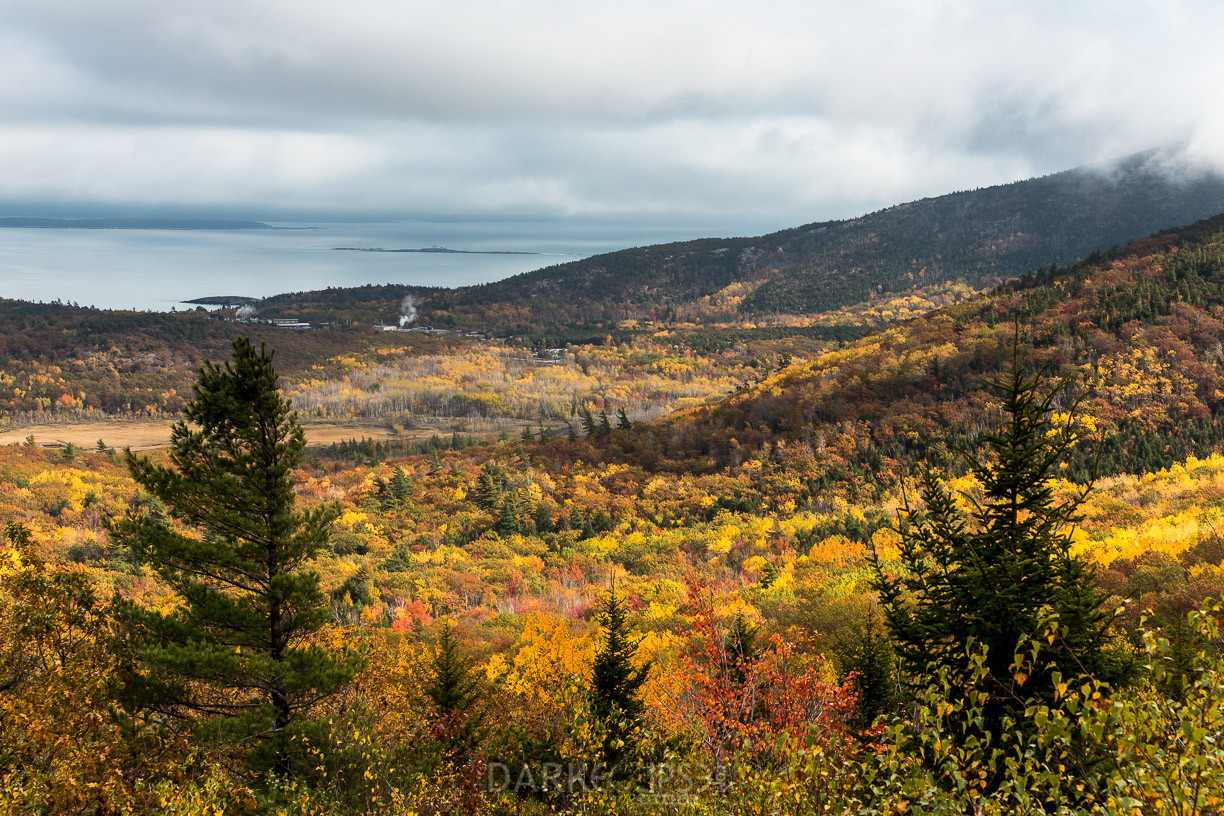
[[389, 466, 411, 503], [872, 355, 1125, 735], [110, 338, 354, 777], [474, 462, 510, 513], [494, 490, 523, 536], [579, 408, 597, 437], [425, 626, 487, 760], [588, 585, 651, 769], [724, 615, 759, 686]]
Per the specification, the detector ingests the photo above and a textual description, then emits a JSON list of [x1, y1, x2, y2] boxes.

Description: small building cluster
[[372, 323, 451, 334]]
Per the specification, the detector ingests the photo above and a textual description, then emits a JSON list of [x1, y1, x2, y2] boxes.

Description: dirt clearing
[[0, 417, 539, 452], [0, 419, 476, 452]]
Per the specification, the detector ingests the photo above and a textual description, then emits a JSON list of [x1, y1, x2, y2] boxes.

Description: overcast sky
[[1, 0, 1221, 236]]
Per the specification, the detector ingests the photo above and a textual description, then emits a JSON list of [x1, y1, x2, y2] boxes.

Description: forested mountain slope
[[419, 149, 1224, 327], [641, 212, 1224, 487]]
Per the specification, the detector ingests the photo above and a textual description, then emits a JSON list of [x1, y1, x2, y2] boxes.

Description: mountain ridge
[[414, 148, 1224, 329], [627, 211, 1224, 487]]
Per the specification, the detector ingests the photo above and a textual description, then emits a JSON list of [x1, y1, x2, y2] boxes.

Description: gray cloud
[[0, 0, 1221, 233]]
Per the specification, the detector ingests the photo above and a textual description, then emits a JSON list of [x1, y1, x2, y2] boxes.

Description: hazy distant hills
[[0, 217, 272, 230], [421, 148, 1224, 327], [653, 211, 1224, 481]]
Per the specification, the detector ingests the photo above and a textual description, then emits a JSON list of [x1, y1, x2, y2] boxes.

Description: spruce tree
[[872, 353, 1124, 735], [588, 585, 651, 768], [494, 490, 523, 535], [724, 615, 759, 686], [390, 466, 411, 503], [110, 338, 353, 777], [616, 408, 632, 431], [579, 408, 597, 437], [425, 626, 487, 759], [474, 463, 504, 512]]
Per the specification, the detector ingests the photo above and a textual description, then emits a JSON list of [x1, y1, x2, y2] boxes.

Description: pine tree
[[110, 338, 354, 777], [579, 408, 597, 436], [597, 410, 613, 436], [872, 352, 1124, 736], [588, 585, 651, 768], [494, 490, 523, 535], [390, 466, 411, 503], [724, 615, 759, 686], [425, 626, 486, 759], [474, 463, 505, 512], [616, 408, 632, 430]]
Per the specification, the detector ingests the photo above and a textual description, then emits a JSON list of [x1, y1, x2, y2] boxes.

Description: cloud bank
[[1, 0, 1221, 233]]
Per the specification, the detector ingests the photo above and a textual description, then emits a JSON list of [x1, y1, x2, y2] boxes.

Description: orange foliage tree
[[653, 581, 858, 773]]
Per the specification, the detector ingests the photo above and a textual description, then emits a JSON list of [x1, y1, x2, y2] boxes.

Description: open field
[[0, 417, 522, 452]]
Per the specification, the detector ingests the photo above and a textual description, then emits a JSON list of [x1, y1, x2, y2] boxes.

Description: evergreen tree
[[373, 475, 390, 505], [474, 463, 507, 512], [616, 407, 632, 431], [389, 466, 411, 503], [597, 410, 613, 436], [425, 626, 486, 759], [494, 490, 523, 535], [579, 408, 597, 436], [567, 422, 578, 442], [588, 585, 651, 768], [532, 503, 553, 533], [837, 613, 898, 732], [110, 338, 354, 777], [872, 353, 1124, 736], [724, 615, 759, 686]]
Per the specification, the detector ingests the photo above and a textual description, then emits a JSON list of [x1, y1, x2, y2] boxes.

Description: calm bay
[[0, 220, 696, 312]]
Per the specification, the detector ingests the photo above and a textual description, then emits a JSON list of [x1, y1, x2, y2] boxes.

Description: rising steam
[[399, 295, 417, 327], [236, 305, 257, 319]]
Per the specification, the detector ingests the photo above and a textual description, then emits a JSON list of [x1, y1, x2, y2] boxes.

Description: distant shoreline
[[0, 217, 277, 230], [334, 246, 540, 255]]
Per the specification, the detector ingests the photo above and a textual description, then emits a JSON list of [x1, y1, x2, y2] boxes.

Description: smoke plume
[[399, 295, 417, 327], [236, 305, 257, 319]]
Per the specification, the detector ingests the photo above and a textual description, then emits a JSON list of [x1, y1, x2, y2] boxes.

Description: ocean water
[[0, 220, 696, 312]]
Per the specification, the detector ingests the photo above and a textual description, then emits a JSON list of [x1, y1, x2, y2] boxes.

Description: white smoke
[[236, 304, 257, 319], [399, 295, 417, 327]]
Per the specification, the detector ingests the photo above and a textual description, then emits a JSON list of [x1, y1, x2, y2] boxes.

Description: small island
[[182, 296, 259, 308], [333, 245, 539, 255]]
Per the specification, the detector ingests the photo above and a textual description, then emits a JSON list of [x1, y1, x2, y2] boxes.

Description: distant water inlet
[[0, 221, 611, 311]]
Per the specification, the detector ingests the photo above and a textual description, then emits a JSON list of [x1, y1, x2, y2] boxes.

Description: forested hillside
[[627, 212, 1224, 486], [6, 161, 1224, 816], [412, 149, 1224, 327]]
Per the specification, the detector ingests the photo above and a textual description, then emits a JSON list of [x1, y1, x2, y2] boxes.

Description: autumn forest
[[4, 169, 1224, 815]]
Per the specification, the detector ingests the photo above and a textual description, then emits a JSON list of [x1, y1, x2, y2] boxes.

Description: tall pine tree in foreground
[[873, 349, 1127, 734], [588, 584, 651, 769], [111, 338, 353, 777]]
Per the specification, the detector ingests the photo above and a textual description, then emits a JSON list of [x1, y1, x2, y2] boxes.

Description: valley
[[3, 152, 1224, 814]]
